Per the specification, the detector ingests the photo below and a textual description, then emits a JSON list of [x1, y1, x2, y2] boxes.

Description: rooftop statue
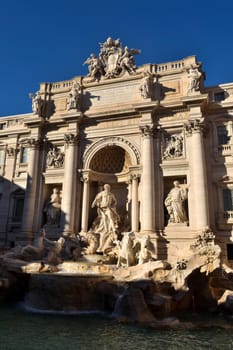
[[84, 37, 141, 81], [187, 65, 202, 94], [67, 82, 81, 110], [29, 91, 43, 116]]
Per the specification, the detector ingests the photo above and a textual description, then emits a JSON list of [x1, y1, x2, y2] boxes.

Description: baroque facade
[[0, 38, 233, 265]]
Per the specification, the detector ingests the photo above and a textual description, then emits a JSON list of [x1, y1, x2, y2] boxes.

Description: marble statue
[[137, 235, 155, 265], [164, 181, 188, 224], [116, 231, 136, 267], [163, 134, 183, 159], [43, 236, 65, 265], [84, 37, 140, 81], [29, 91, 43, 115], [139, 73, 153, 99], [63, 236, 82, 261], [67, 82, 81, 110], [83, 54, 104, 81], [187, 66, 202, 93], [19, 229, 45, 260], [4, 229, 45, 261], [46, 147, 64, 168], [119, 46, 139, 74], [44, 188, 61, 225], [91, 184, 120, 252], [84, 229, 99, 255]]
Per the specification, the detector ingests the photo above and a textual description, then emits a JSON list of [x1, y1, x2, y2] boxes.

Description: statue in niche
[[163, 134, 183, 159], [29, 91, 43, 115], [44, 188, 61, 226], [91, 184, 120, 252], [187, 65, 202, 94], [46, 146, 64, 168], [67, 82, 81, 110], [164, 181, 188, 224], [139, 72, 153, 99]]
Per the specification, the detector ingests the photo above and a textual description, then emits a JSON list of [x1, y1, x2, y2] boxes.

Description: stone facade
[[1, 38, 233, 266]]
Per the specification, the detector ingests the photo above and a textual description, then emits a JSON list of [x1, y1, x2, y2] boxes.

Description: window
[[0, 149, 5, 166], [217, 125, 230, 145], [214, 92, 225, 103], [12, 195, 24, 222], [223, 188, 233, 211], [0, 123, 7, 130], [0, 182, 4, 193], [20, 147, 29, 163], [227, 244, 233, 260]]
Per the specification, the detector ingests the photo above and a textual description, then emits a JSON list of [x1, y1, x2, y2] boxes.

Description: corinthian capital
[[6, 146, 18, 157], [64, 133, 79, 144], [184, 119, 206, 136], [139, 125, 154, 137], [21, 137, 42, 148]]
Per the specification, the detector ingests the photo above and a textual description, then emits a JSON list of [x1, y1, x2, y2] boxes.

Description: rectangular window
[[20, 147, 29, 163], [227, 244, 233, 260], [0, 123, 7, 130], [12, 198, 24, 222], [217, 125, 229, 145], [0, 182, 4, 192], [223, 188, 233, 211], [0, 149, 5, 166]]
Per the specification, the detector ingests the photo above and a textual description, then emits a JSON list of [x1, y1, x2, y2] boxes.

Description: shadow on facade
[[0, 176, 25, 247]]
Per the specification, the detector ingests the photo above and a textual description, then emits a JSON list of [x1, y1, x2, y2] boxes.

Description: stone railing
[[52, 80, 73, 91], [217, 211, 233, 225], [156, 60, 185, 73], [217, 144, 233, 156]]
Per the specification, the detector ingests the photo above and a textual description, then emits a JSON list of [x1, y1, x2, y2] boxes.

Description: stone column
[[21, 138, 40, 240], [154, 127, 163, 230], [131, 174, 139, 232], [61, 134, 79, 235], [80, 173, 90, 234], [186, 119, 209, 230], [140, 125, 155, 234]]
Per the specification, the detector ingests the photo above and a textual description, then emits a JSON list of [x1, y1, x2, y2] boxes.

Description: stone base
[[164, 225, 198, 264]]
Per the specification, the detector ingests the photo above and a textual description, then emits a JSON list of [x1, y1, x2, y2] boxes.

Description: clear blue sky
[[1, 0, 233, 116]]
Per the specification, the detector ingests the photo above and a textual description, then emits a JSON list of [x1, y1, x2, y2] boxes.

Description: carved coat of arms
[[84, 37, 141, 81]]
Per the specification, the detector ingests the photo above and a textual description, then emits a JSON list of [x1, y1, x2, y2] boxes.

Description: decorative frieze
[[163, 134, 183, 159], [46, 146, 65, 169]]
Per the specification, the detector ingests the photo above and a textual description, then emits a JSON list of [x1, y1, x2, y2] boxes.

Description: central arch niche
[[88, 145, 132, 231], [89, 145, 131, 173], [81, 138, 141, 234]]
